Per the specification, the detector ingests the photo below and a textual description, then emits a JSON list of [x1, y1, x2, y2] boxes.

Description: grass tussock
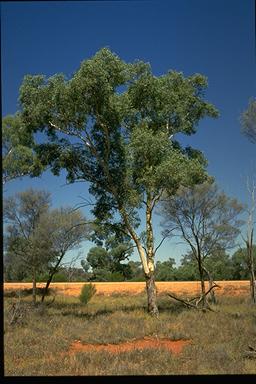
[[4, 292, 256, 376]]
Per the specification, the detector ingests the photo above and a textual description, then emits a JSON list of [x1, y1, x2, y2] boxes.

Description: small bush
[[79, 283, 96, 305]]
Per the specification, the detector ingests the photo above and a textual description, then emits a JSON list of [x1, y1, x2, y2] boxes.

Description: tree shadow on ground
[[56, 300, 187, 319], [4, 288, 55, 298]]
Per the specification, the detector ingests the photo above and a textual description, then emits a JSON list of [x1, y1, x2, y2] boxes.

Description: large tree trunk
[[120, 206, 159, 315], [145, 272, 158, 315], [145, 193, 159, 316], [136, 242, 158, 316]]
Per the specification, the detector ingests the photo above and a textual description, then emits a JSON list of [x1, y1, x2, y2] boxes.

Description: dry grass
[[4, 280, 250, 297], [4, 288, 256, 376]]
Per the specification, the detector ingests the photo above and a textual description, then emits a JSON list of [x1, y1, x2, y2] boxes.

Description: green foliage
[[155, 258, 177, 281], [174, 250, 235, 281], [3, 189, 53, 279], [79, 283, 96, 305], [7, 48, 220, 304], [87, 247, 110, 270], [231, 246, 256, 279], [175, 255, 199, 281], [85, 227, 134, 281], [51, 272, 69, 282], [204, 249, 234, 280], [2, 113, 44, 184], [16, 47, 218, 232]]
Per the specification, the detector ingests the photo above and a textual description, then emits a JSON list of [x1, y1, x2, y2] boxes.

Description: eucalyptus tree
[[13, 48, 218, 314], [160, 181, 244, 306]]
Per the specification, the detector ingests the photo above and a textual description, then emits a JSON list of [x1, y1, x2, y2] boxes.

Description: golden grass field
[[4, 280, 250, 297]]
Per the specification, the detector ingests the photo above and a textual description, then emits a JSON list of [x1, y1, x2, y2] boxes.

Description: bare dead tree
[[160, 181, 244, 308]]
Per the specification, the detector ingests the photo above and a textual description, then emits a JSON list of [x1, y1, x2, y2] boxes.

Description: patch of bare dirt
[[68, 337, 192, 355]]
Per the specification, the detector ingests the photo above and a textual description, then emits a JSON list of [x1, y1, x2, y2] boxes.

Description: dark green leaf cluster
[[2, 114, 45, 183]]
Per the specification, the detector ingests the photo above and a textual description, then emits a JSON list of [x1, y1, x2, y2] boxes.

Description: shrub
[[79, 283, 97, 305]]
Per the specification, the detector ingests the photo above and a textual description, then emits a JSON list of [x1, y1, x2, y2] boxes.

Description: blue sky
[[1, 0, 256, 266]]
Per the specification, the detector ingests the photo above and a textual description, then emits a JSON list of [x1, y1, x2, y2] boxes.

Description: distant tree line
[[4, 243, 255, 283]]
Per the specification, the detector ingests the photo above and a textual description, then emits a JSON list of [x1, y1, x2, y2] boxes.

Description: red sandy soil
[[4, 280, 250, 297], [68, 337, 192, 355]]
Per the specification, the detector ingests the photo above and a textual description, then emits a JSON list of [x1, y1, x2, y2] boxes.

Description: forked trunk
[[145, 273, 159, 316], [119, 205, 159, 315], [137, 245, 158, 316]]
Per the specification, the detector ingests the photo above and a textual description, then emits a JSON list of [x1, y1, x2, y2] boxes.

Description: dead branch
[[167, 283, 220, 311], [167, 292, 196, 309], [195, 283, 220, 306], [8, 296, 27, 325]]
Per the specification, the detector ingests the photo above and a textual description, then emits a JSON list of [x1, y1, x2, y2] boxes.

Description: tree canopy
[[7, 48, 219, 314]]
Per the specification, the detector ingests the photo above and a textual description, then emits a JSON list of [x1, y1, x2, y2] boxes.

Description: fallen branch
[[167, 283, 220, 311], [195, 284, 220, 307], [167, 293, 197, 309]]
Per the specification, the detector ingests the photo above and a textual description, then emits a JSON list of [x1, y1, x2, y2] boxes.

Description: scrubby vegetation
[[4, 291, 256, 375]]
